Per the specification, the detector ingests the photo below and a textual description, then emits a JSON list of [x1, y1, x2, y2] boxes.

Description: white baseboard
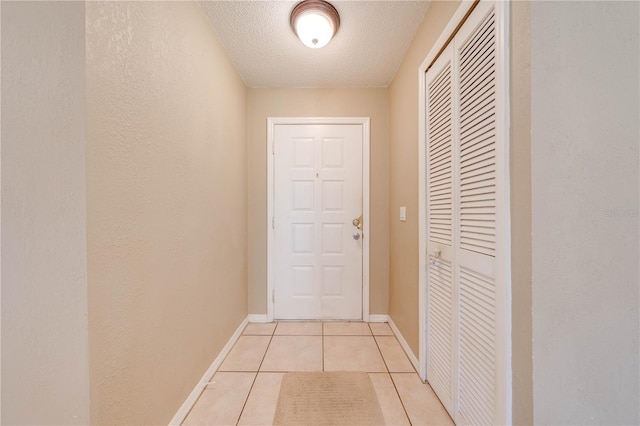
[[388, 317, 420, 373], [247, 314, 270, 323], [368, 314, 389, 323], [169, 316, 248, 426]]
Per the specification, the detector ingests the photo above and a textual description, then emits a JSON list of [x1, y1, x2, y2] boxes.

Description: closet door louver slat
[[428, 59, 454, 247], [425, 44, 455, 414], [458, 11, 497, 258], [455, 7, 498, 426]]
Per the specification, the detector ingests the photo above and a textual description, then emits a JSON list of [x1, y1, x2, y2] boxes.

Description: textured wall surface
[[247, 88, 389, 316], [1, 2, 89, 424], [86, 2, 247, 424], [509, 2, 533, 424], [388, 1, 460, 357], [531, 2, 639, 424]]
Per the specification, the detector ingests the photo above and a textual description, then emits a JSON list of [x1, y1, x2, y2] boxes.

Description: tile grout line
[[383, 324, 415, 425], [370, 323, 413, 426], [184, 322, 261, 425], [377, 334, 418, 375], [235, 324, 277, 425], [324, 330, 375, 336], [369, 323, 391, 374], [191, 324, 266, 425], [389, 373, 414, 426]]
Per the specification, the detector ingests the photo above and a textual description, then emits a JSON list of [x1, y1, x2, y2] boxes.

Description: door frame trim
[[417, 0, 512, 422], [266, 117, 371, 322]]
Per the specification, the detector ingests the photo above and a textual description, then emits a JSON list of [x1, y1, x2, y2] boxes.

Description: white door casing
[[419, 1, 511, 425], [267, 118, 370, 321]]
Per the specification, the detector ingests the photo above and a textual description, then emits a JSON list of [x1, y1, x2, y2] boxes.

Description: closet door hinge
[[272, 216, 275, 229]]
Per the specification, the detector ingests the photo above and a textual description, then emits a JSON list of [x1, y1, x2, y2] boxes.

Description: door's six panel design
[[292, 181, 314, 211], [292, 224, 313, 253], [322, 266, 344, 296], [292, 266, 314, 297], [322, 137, 344, 168], [293, 138, 314, 168], [322, 224, 343, 254], [322, 181, 344, 211]]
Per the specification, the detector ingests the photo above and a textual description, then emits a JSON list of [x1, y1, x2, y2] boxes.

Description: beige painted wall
[[388, 1, 460, 357], [1, 2, 89, 424], [530, 2, 639, 424], [509, 2, 533, 424], [247, 88, 389, 316], [86, 2, 247, 424]]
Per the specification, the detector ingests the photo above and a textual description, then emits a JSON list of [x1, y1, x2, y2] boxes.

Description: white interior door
[[425, 1, 508, 424], [273, 124, 363, 320]]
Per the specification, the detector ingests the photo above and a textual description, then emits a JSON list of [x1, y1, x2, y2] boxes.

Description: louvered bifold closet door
[[425, 43, 455, 415], [425, 2, 506, 424], [454, 3, 500, 425]]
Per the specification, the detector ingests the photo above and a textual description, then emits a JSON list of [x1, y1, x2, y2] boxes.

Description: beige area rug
[[273, 372, 385, 426]]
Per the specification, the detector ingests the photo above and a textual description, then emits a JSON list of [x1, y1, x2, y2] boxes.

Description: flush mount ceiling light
[[290, 0, 340, 49]]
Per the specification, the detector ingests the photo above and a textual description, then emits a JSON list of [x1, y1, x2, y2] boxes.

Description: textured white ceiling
[[199, 1, 430, 88]]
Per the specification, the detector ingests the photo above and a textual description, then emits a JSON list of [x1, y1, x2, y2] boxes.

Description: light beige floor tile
[[219, 336, 271, 372], [375, 336, 415, 373], [323, 321, 372, 335], [369, 322, 394, 336], [391, 373, 454, 426], [243, 323, 277, 336], [183, 372, 255, 425], [274, 321, 322, 336], [261, 336, 322, 371], [238, 373, 285, 426], [324, 336, 386, 372], [369, 373, 410, 426]]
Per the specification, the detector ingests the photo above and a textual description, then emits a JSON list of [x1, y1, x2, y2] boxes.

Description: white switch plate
[[400, 206, 407, 222]]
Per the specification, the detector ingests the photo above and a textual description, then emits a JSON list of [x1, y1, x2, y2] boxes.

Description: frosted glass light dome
[[290, 0, 340, 49], [295, 11, 334, 48]]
